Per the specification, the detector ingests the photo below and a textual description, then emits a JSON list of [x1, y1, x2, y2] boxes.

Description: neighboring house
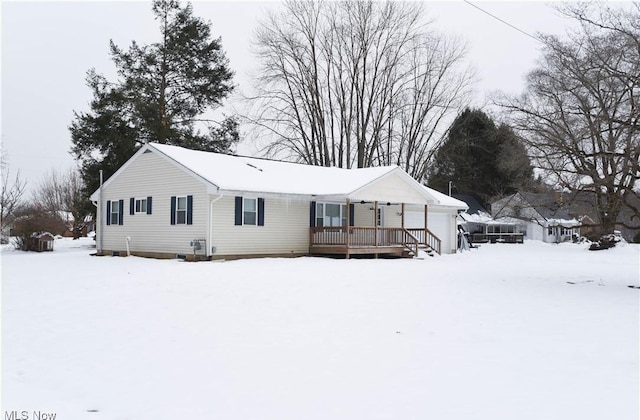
[[455, 193, 526, 243], [59, 212, 95, 238], [491, 192, 581, 243], [90, 143, 468, 260]]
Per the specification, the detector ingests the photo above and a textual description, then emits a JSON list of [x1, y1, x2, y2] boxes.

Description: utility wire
[[463, 0, 547, 45]]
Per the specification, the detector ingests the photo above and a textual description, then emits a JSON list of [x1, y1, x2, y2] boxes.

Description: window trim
[[170, 195, 192, 225], [110, 200, 120, 225], [134, 197, 148, 214], [243, 197, 258, 226], [315, 202, 347, 227], [235, 196, 264, 226], [175, 196, 188, 225]]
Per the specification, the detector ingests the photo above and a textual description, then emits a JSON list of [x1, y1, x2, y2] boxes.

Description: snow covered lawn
[[2, 239, 638, 419]]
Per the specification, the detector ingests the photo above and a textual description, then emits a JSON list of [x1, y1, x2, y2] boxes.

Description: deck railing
[[406, 228, 442, 255], [472, 233, 524, 244], [310, 226, 439, 255]]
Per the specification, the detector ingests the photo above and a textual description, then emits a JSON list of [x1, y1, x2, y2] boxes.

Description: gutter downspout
[[99, 170, 104, 255], [208, 193, 224, 257]]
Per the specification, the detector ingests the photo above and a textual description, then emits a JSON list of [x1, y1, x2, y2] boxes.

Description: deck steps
[[402, 245, 435, 258]]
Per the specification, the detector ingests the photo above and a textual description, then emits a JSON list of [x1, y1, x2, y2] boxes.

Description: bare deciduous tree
[[33, 169, 88, 239], [497, 3, 640, 234], [248, 0, 474, 180], [1, 155, 27, 239]]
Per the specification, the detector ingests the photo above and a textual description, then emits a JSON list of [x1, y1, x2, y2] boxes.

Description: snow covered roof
[[459, 211, 493, 223], [422, 186, 468, 210], [91, 143, 468, 209], [30, 231, 54, 239], [452, 193, 487, 214], [151, 143, 397, 197], [545, 218, 581, 228]]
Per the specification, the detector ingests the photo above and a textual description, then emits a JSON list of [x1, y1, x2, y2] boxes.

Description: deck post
[[424, 204, 428, 241], [401, 203, 405, 228], [345, 198, 350, 259], [374, 201, 379, 246]]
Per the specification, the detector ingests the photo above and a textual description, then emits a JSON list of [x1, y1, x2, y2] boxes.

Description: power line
[[463, 0, 546, 45]]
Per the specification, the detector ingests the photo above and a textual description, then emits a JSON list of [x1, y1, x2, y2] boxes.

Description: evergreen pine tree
[[70, 0, 238, 213], [428, 108, 533, 207]]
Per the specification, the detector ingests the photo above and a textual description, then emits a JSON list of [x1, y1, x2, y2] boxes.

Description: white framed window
[[170, 195, 192, 225], [176, 196, 187, 225], [243, 198, 257, 225], [316, 203, 347, 227], [234, 196, 264, 226], [135, 198, 148, 214], [110, 201, 120, 225]]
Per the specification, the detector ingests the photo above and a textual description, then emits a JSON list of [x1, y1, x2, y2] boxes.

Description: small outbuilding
[[26, 232, 55, 252]]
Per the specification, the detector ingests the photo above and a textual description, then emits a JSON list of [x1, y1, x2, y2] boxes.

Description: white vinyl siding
[[212, 196, 309, 256], [351, 202, 403, 227], [98, 151, 208, 255], [349, 171, 428, 204]]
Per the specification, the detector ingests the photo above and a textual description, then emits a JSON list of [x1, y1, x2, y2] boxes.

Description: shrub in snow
[[588, 233, 621, 251]]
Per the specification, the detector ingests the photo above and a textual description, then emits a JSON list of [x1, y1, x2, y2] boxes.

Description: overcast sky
[[1, 1, 575, 194]]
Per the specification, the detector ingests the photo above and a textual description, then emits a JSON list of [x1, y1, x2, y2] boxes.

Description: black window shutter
[[170, 196, 176, 225], [130, 198, 135, 215], [234, 196, 243, 225], [119, 199, 124, 225], [258, 198, 265, 226], [309, 201, 316, 227], [349, 203, 355, 226], [147, 197, 152, 215], [106, 200, 111, 226], [187, 195, 193, 225]]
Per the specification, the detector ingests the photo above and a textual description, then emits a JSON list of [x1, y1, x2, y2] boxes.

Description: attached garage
[[405, 207, 459, 255]]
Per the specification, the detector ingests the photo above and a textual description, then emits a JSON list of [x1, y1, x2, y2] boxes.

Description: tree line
[[4, 0, 638, 244]]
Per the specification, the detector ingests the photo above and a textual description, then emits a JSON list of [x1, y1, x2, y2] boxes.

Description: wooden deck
[[471, 233, 524, 244], [309, 226, 441, 258]]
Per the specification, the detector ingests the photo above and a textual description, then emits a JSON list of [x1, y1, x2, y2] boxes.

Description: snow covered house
[[90, 143, 468, 260], [455, 194, 526, 243], [491, 192, 581, 243]]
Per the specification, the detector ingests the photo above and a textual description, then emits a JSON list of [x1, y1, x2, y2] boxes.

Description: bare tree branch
[[496, 3, 640, 234], [248, 0, 474, 180], [1, 156, 27, 235]]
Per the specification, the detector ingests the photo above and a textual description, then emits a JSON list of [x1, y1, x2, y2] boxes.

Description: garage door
[[405, 211, 454, 254]]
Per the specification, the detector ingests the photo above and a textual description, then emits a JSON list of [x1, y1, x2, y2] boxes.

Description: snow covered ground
[[2, 238, 638, 419]]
